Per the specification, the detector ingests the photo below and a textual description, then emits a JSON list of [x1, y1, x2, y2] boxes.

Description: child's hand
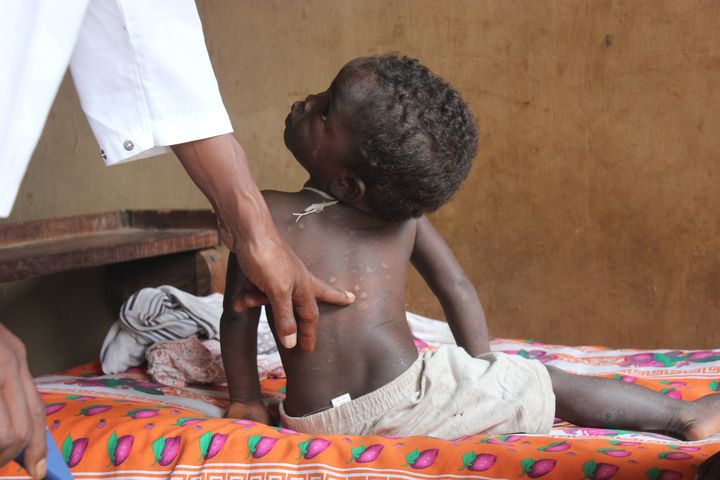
[[226, 400, 273, 425]]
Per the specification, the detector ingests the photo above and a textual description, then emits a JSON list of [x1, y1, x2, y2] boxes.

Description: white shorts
[[280, 345, 556, 439]]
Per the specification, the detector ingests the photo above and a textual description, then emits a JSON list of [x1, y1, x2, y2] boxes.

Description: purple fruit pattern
[[539, 441, 571, 452], [462, 452, 496, 472], [298, 438, 331, 460], [152, 435, 181, 466], [349, 444, 383, 463], [46, 403, 66, 415], [646, 467, 684, 480], [175, 417, 206, 426], [520, 458, 556, 478], [107, 431, 134, 466], [61, 435, 88, 468], [405, 448, 438, 469], [658, 452, 692, 461], [598, 449, 631, 458], [126, 408, 159, 419], [582, 460, 619, 479], [77, 405, 112, 416], [247, 435, 278, 458], [199, 432, 228, 460]]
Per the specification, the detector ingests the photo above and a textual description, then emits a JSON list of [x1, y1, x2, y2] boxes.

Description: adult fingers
[[0, 394, 20, 468], [291, 283, 320, 352], [232, 291, 269, 312], [264, 285, 298, 349], [310, 274, 356, 307], [19, 367, 46, 480], [0, 364, 32, 469]]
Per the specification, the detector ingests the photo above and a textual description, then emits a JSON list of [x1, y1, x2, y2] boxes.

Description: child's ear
[[329, 175, 366, 204]]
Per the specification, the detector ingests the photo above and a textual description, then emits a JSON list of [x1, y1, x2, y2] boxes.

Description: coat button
[[123, 140, 134, 151]]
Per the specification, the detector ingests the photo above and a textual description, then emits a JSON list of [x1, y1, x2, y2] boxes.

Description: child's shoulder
[[260, 189, 308, 223]]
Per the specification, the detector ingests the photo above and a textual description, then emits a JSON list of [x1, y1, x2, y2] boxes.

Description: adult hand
[[0, 324, 46, 479], [697, 450, 720, 479], [173, 134, 355, 351], [229, 229, 354, 351]]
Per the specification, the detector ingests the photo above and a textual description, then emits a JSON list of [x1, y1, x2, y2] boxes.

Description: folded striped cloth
[[100, 286, 224, 374]]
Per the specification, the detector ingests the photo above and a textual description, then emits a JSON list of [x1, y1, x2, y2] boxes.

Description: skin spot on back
[[298, 222, 306, 230], [328, 276, 338, 284], [359, 292, 368, 299], [381, 262, 389, 269], [357, 301, 369, 311], [353, 284, 361, 291]]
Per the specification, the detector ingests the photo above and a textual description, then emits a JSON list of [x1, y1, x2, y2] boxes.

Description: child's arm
[[411, 216, 490, 356], [221, 253, 272, 424]]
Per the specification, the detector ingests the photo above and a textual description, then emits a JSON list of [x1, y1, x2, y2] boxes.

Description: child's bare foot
[[680, 394, 720, 440]]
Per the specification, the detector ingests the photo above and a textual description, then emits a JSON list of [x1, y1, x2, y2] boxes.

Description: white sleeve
[[69, 0, 233, 166], [0, 0, 89, 217]]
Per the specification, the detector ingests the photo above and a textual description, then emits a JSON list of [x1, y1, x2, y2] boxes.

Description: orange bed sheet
[[2, 338, 719, 479]]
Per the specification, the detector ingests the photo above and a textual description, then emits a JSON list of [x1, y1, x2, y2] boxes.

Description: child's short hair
[[349, 54, 478, 221]]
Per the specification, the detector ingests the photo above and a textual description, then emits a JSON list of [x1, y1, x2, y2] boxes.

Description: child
[[221, 54, 720, 440]]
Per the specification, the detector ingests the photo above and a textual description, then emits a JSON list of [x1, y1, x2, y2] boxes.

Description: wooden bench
[[0, 210, 227, 299]]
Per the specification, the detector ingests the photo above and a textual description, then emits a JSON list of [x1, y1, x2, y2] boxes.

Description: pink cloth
[[146, 335, 286, 387], [146, 336, 225, 387]]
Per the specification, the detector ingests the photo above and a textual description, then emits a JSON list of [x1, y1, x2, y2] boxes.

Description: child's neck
[[301, 178, 386, 225]]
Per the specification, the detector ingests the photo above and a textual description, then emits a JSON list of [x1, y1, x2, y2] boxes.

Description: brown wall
[[3, 0, 719, 373]]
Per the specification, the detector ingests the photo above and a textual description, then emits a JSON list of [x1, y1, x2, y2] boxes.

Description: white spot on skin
[[382, 262, 389, 269], [328, 276, 337, 284], [357, 301, 369, 311], [359, 292, 368, 299], [298, 222, 305, 230], [353, 284, 361, 291]]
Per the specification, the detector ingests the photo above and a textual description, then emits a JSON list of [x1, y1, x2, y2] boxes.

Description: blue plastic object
[[14, 428, 74, 480]]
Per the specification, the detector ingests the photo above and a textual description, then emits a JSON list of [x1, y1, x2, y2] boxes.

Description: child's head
[[284, 54, 477, 221]]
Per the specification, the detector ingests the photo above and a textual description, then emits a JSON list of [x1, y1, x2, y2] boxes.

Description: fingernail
[[35, 459, 46, 480], [346, 291, 356, 302], [283, 333, 297, 348]]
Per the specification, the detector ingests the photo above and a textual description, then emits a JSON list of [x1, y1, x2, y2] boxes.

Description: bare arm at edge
[[411, 216, 490, 356]]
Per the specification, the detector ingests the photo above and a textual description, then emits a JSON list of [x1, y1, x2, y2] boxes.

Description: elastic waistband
[[280, 352, 425, 434]]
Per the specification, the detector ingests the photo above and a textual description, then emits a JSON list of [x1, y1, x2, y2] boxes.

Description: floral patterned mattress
[[1, 337, 719, 479]]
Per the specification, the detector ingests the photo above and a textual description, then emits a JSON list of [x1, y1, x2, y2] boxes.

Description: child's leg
[[547, 366, 720, 440]]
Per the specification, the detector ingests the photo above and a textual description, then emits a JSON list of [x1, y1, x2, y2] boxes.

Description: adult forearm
[[172, 134, 275, 252]]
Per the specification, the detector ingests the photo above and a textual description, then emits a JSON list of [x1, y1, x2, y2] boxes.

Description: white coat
[[0, 0, 233, 217]]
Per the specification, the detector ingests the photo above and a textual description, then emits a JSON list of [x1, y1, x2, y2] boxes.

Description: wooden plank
[[0, 210, 219, 282], [0, 211, 125, 246]]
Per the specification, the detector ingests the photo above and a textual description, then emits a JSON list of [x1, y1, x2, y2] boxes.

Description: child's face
[[284, 60, 370, 182]]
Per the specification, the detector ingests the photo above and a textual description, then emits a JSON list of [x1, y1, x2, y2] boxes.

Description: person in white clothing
[[0, 2, 355, 477]]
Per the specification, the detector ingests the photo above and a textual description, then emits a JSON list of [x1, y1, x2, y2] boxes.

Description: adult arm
[[220, 253, 272, 424], [410, 216, 490, 356], [0, 324, 46, 479], [172, 135, 354, 351]]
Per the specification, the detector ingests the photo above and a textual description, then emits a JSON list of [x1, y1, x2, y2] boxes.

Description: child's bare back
[[261, 188, 419, 416]]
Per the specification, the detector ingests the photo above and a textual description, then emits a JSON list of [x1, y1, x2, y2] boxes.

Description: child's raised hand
[[226, 400, 274, 426]]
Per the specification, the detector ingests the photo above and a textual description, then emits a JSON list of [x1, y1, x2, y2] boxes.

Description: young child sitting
[[221, 54, 720, 440]]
